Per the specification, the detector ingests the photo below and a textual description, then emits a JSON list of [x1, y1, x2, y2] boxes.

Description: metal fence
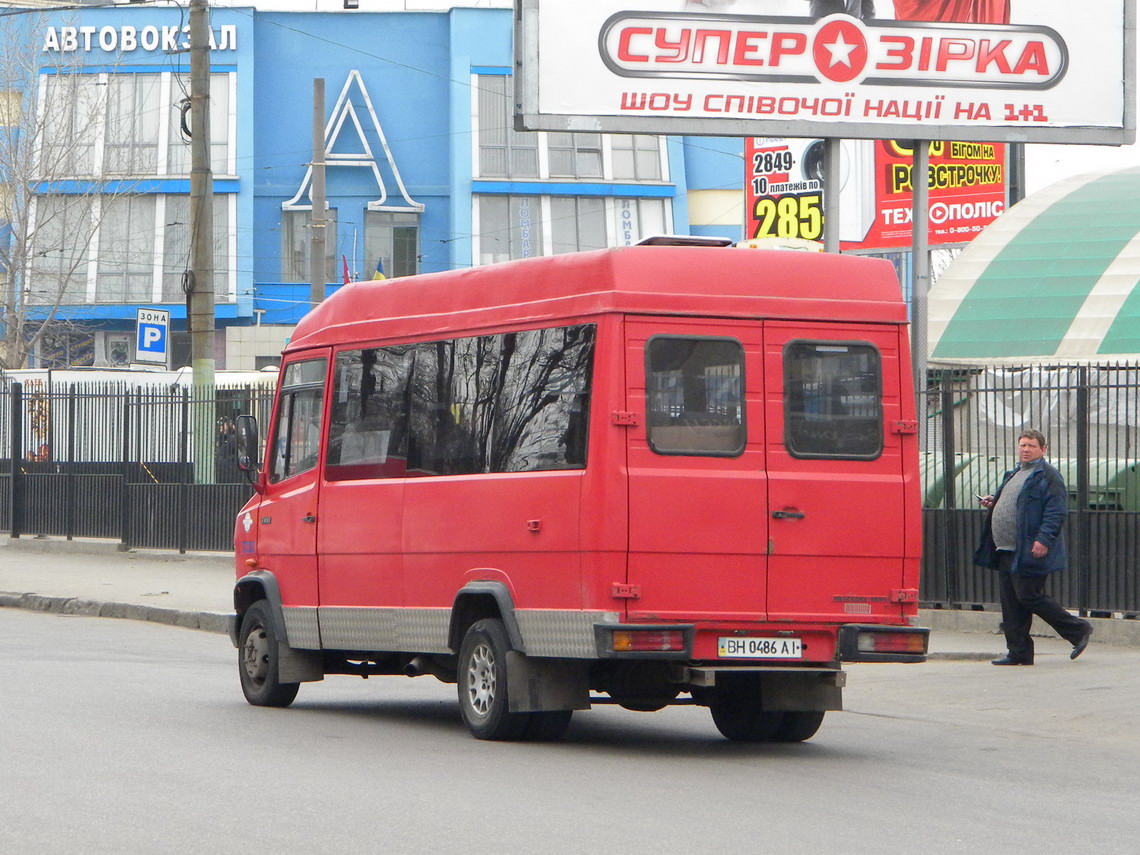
[[4, 366, 1140, 615], [922, 363, 1140, 616], [1, 379, 274, 551]]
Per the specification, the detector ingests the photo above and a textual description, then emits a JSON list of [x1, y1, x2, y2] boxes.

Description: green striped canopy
[[929, 166, 1140, 362]]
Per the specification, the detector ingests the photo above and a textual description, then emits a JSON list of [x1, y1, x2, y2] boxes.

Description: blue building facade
[[6, 5, 744, 369]]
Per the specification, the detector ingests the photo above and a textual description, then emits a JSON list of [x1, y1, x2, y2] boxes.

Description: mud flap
[[505, 652, 591, 712]]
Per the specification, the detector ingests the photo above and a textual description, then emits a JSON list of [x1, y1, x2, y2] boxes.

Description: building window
[[166, 72, 232, 176], [104, 74, 161, 176], [364, 210, 419, 279], [162, 195, 231, 302], [26, 195, 95, 304], [477, 75, 538, 179], [550, 197, 606, 255], [281, 209, 339, 284], [96, 195, 156, 302], [40, 71, 233, 178], [29, 193, 232, 305], [477, 196, 543, 264], [476, 195, 670, 264], [38, 332, 95, 369], [613, 198, 667, 246], [612, 135, 663, 181], [474, 75, 666, 183], [548, 133, 603, 179], [42, 74, 101, 176]]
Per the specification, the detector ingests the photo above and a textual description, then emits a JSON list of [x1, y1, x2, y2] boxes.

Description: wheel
[[771, 711, 826, 743], [457, 618, 531, 740], [709, 677, 784, 742], [238, 601, 300, 708]]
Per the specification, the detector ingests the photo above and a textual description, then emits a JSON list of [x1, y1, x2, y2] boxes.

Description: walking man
[[975, 429, 1093, 665]]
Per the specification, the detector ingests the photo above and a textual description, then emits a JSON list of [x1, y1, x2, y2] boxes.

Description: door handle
[[772, 510, 805, 520], [302, 514, 317, 524]]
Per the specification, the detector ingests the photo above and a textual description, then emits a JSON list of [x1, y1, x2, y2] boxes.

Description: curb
[[0, 591, 230, 635]]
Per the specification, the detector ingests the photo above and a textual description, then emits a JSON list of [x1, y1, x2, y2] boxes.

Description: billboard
[[516, 0, 1135, 144], [744, 137, 1006, 248]]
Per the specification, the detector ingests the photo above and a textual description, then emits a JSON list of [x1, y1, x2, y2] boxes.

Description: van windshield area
[[645, 337, 745, 456], [783, 341, 882, 459]]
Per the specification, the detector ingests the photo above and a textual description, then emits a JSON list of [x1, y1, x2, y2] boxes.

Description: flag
[[373, 258, 386, 280], [342, 255, 351, 285]]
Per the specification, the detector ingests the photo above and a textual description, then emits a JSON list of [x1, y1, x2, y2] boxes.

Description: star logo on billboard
[[814, 18, 868, 83]]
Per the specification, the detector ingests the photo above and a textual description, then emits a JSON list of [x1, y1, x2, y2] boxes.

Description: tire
[[238, 601, 300, 708], [771, 711, 825, 743], [709, 678, 784, 742], [457, 618, 531, 741]]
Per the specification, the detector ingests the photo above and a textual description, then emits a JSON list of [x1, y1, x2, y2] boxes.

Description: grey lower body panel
[[282, 605, 619, 657]]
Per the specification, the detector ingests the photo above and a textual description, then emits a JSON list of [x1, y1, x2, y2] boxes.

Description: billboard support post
[[824, 138, 841, 253], [911, 140, 930, 454]]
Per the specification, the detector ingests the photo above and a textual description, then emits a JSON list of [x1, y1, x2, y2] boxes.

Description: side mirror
[[235, 414, 261, 474]]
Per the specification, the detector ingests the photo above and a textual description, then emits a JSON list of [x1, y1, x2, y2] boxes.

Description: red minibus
[[231, 240, 928, 742]]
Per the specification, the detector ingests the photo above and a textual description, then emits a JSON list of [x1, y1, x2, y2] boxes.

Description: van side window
[[325, 325, 594, 479], [268, 358, 327, 483], [326, 346, 415, 481], [784, 341, 883, 459], [496, 325, 594, 471], [646, 337, 745, 457]]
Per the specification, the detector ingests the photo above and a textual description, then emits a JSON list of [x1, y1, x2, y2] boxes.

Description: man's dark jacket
[[973, 459, 1068, 576]]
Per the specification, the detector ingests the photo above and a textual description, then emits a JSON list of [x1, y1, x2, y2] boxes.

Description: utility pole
[[309, 78, 327, 308], [188, 0, 215, 480]]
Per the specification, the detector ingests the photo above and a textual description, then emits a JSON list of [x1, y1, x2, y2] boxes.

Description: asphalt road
[[3, 610, 1138, 854]]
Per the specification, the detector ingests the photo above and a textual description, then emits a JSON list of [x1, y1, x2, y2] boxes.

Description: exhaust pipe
[[405, 655, 456, 683]]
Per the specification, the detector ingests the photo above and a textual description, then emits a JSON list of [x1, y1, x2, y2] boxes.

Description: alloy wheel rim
[[466, 641, 496, 717]]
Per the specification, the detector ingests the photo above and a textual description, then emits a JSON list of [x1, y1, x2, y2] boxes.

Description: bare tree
[[0, 12, 138, 369]]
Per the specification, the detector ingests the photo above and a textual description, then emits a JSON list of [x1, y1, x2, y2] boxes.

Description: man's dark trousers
[[997, 551, 1089, 663]]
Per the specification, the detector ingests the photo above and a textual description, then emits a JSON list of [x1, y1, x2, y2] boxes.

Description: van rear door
[[624, 318, 768, 622], [762, 322, 910, 623]]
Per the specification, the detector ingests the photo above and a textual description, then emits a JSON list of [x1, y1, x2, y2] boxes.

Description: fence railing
[[5, 366, 1140, 615], [2, 379, 273, 551], [922, 363, 1140, 616]]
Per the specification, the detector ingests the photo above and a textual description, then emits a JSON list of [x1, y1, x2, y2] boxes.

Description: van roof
[[288, 245, 907, 351]]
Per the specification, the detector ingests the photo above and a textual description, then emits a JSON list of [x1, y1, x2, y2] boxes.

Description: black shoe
[[991, 656, 1033, 666], [1071, 626, 1093, 660]]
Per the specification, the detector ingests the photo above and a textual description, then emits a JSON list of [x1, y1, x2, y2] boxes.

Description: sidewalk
[[0, 536, 233, 634], [2, 535, 1137, 659]]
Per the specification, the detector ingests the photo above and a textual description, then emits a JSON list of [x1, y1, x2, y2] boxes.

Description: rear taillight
[[610, 629, 686, 652], [839, 624, 930, 661], [857, 631, 927, 655]]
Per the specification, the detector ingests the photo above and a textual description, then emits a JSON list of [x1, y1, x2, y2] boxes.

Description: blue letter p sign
[[135, 308, 170, 365]]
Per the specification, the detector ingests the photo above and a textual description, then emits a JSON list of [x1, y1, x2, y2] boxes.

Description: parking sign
[[135, 308, 170, 365]]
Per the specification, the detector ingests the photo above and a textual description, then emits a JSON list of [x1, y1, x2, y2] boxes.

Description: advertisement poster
[[518, 0, 1133, 144], [745, 136, 1006, 249]]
